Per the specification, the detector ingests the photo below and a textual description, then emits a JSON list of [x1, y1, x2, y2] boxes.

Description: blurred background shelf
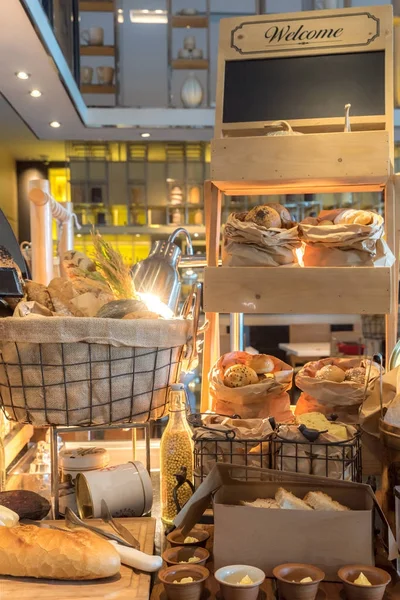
[[79, 1, 114, 12], [80, 45, 115, 56], [171, 59, 209, 70], [81, 84, 116, 94], [171, 15, 208, 28]]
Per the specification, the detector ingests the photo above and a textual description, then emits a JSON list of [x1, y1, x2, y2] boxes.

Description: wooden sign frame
[[215, 5, 394, 140]]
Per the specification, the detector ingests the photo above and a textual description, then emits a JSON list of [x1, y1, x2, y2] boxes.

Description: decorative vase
[[181, 73, 203, 108]]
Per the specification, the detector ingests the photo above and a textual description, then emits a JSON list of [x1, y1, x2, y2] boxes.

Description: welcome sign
[[231, 12, 380, 54]]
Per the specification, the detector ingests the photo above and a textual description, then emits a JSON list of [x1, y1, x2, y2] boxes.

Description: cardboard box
[[175, 464, 397, 582]]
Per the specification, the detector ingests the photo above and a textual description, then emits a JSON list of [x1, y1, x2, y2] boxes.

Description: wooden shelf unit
[[171, 59, 209, 70], [79, 1, 114, 11], [171, 15, 208, 28], [80, 45, 115, 56], [81, 84, 116, 94]]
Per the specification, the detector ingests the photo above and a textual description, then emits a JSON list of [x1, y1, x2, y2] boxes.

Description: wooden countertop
[[151, 525, 400, 600]]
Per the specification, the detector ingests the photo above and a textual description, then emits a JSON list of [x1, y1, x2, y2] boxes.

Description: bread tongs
[[64, 507, 138, 548]]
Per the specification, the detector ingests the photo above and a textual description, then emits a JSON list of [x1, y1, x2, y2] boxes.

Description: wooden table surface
[[151, 525, 400, 600], [0, 518, 156, 600]]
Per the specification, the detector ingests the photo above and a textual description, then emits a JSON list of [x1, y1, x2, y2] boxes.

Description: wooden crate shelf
[[171, 15, 208, 28], [80, 45, 115, 56], [211, 131, 390, 193], [203, 266, 392, 315], [171, 59, 209, 70], [81, 84, 116, 94], [79, 1, 114, 11]]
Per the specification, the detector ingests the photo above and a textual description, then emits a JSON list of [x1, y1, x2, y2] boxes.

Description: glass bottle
[[160, 383, 194, 524]]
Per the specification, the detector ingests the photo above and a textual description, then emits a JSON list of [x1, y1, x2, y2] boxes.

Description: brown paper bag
[[299, 209, 395, 267], [223, 212, 300, 267], [210, 352, 293, 422], [360, 366, 400, 437]]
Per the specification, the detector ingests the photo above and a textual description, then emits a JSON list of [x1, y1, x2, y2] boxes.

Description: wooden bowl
[[338, 565, 391, 600], [162, 546, 210, 567], [273, 563, 325, 600], [167, 528, 210, 548], [159, 564, 209, 600], [215, 564, 265, 600]]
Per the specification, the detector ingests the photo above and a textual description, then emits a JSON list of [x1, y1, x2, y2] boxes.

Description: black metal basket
[[271, 429, 362, 482]]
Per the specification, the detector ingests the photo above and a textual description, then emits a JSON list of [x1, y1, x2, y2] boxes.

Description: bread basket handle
[[264, 120, 293, 134]]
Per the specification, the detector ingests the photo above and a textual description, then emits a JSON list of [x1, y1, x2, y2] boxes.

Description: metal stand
[[50, 422, 151, 519], [230, 313, 244, 351]]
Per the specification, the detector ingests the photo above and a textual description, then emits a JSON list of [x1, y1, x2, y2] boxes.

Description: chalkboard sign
[[223, 50, 385, 124]]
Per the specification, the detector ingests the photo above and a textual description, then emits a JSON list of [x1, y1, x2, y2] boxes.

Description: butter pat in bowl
[[215, 565, 265, 600], [159, 564, 209, 600], [167, 528, 210, 548], [273, 563, 325, 600], [162, 546, 210, 567], [338, 565, 391, 600]]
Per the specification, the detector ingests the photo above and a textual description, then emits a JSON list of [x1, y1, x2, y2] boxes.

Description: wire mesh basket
[[190, 413, 274, 487], [271, 429, 362, 482], [0, 285, 202, 427]]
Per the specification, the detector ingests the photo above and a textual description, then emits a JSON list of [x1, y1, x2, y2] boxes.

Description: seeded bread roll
[[245, 205, 281, 229], [223, 364, 259, 388], [344, 367, 366, 385]]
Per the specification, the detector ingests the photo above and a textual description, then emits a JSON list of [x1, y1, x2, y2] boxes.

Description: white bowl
[[215, 565, 265, 587]]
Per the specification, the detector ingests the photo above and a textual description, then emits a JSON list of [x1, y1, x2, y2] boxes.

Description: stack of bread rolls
[[223, 354, 276, 388]]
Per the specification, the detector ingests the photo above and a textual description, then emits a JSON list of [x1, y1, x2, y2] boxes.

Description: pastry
[[275, 488, 313, 511], [0, 525, 120, 580], [303, 491, 349, 511], [315, 365, 346, 383], [223, 364, 259, 388], [344, 367, 366, 385], [245, 205, 281, 229], [247, 354, 275, 374]]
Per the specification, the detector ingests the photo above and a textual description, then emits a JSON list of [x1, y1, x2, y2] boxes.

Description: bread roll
[[265, 203, 292, 225], [223, 364, 259, 388], [318, 220, 334, 226], [247, 354, 274, 374], [315, 365, 345, 383], [303, 491, 349, 511], [345, 367, 366, 385], [245, 205, 281, 229], [0, 525, 120, 580], [335, 209, 372, 226], [275, 488, 313, 511]]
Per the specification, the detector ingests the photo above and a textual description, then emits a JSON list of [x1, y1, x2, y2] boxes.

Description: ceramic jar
[[181, 73, 203, 108]]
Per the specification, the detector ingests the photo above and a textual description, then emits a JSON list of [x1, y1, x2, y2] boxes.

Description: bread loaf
[[304, 491, 349, 512], [245, 205, 281, 229], [0, 525, 120, 580]]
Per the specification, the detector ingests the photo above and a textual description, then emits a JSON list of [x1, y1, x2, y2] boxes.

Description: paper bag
[[223, 212, 300, 267], [295, 357, 381, 422], [360, 366, 400, 438], [210, 352, 293, 422], [299, 209, 395, 267]]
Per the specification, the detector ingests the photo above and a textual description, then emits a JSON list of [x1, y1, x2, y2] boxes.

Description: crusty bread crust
[[275, 488, 313, 511], [303, 491, 349, 512], [0, 525, 120, 580]]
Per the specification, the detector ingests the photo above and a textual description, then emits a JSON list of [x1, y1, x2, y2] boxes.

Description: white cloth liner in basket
[[0, 317, 192, 426]]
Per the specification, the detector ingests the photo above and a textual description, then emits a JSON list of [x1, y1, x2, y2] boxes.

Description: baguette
[[0, 525, 120, 580], [275, 488, 313, 511], [303, 491, 350, 512]]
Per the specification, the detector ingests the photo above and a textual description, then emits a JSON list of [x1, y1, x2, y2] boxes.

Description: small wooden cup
[[162, 546, 210, 567], [166, 528, 210, 548], [273, 563, 325, 600], [338, 565, 391, 600], [159, 564, 209, 600]]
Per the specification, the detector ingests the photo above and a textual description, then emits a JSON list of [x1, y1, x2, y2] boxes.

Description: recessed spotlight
[[77, 233, 82, 238], [142, 9, 149, 13], [30, 89, 42, 98], [194, 232, 199, 238], [135, 233, 141, 238], [49, 121, 61, 128], [155, 9, 163, 13], [118, 8, 123, 12], [141, 132, 150, 138], [16, 71, 30, 80]]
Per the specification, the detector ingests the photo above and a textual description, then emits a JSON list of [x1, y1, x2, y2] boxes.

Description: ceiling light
[[155, 9, 163, 13], [49, 121, 61, 128], [194, 233, 199, 238], [135, 233, 141, 237], [77, 233, 82, 238], [141, 132, 150, 138], [30, 89, 42, 98], [16, 71, 30, 80], [118, 8, 123, 13], [142, 9, 149, 13]]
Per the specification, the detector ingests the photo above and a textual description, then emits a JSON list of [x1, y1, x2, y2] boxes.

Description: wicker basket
[[0, 287, 201, 427]]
